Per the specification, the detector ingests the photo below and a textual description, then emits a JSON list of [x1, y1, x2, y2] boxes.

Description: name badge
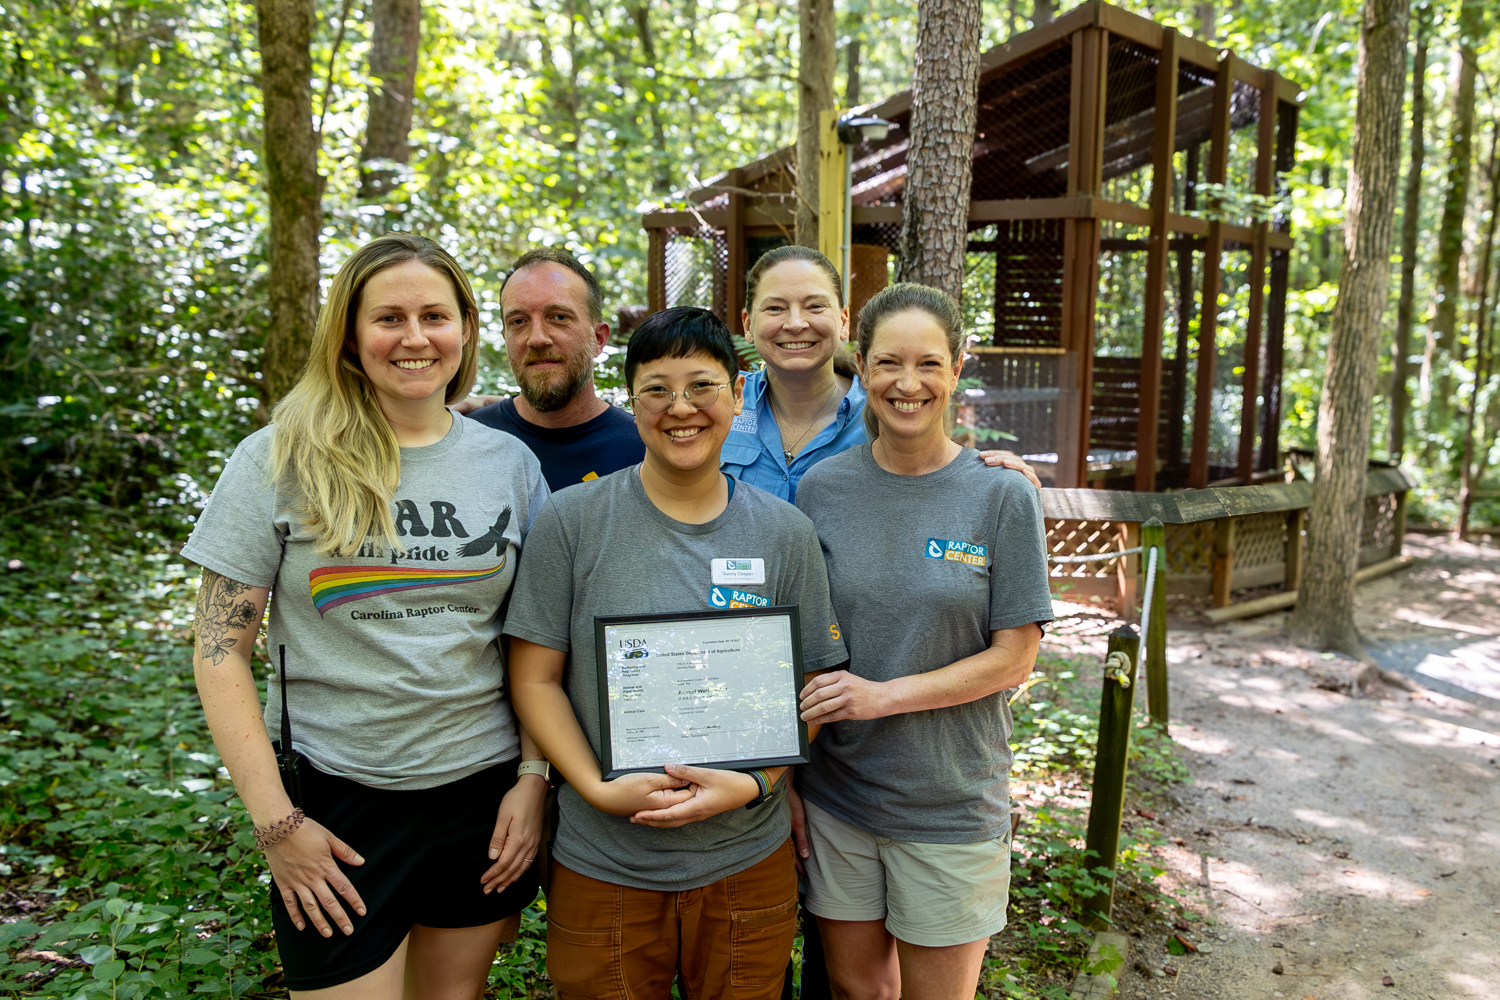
[[712, 558, 766, 585]]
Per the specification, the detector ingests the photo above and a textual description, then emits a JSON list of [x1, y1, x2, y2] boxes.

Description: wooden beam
[[1211, 516, 1237, 607], [1136, 28, 1178, 492], [1276, 75, 1304, 107], [978, 1, 1099, 85], [1068, 28, 1107, 487], [1189, 54, 1232, 489], [1259, 101, 1299, 470], [647, 228, 666, 313], [817, 111, 847, 283], [725, 167, 745, 333], [1036, 467, 1415, 523], [1175, 32, 1222, 72], [1237, 71, 1278, 482], [1096, 1, 1163, 50]]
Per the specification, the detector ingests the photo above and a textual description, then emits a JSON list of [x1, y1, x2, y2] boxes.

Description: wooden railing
[[1039, 467, 1416, 611]]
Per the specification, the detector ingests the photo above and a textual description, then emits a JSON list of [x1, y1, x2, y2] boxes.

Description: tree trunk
[[845, 34, 861, 107], [359, 0, 421, 202], [1428, 0, 1484, 390], [1457, 120, 1500, 540], [257, 0, 322, 408], [1196, 3, 1215, 41], [632, 3, 673, 195], [1388, 1, 1428, 462], [897, 0, 981, 304], [1033, 0, 1055, 26], [795, 0, 835, 249], [1289, 0, 1408, 655]]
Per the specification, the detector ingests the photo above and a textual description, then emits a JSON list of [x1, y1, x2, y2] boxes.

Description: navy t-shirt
[[466, 398, 645, 493]]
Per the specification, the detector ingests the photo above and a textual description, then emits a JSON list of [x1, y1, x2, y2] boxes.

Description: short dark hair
[[501, 247, 603, 324], [744, 244, 844, 311], [625, 307, 739, 390]]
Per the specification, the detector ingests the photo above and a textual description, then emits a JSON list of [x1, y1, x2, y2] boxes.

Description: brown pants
[[546, 839, 798, 1000]]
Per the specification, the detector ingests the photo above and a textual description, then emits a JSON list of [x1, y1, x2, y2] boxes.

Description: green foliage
[[984, 658, 1175, 998]]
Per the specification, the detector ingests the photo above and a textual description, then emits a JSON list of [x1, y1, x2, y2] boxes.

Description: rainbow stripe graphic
[[309, 559, 506, 616]]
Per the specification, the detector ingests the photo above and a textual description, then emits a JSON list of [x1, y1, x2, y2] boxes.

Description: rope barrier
[[1137, 544, 1159, 644], [1047, 545, 1144, 564]]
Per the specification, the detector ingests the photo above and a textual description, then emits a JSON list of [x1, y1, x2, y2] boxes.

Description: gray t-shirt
[[503, 468, 848, 891], [182, 415, 549, 790], [794, 445, 1053, 843]]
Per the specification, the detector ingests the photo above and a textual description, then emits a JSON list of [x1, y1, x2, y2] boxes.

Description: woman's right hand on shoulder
[[586, 771, 693, 817], [263, 817, 367, 938], [451, 393, 506, 415]]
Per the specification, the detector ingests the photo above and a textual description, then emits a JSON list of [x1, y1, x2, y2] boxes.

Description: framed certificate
[[594, 606, 809, 779]]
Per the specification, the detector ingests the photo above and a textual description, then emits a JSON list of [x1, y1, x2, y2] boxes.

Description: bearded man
[[465, 248, 645, 491]]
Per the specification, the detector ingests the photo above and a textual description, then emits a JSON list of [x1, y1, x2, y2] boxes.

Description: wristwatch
[[516, 759, 552, 784]]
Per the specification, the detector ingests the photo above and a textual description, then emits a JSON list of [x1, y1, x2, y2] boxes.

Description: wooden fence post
[[1141, 518, 1168, 728], [1393, 490, 1408, 554], [1211, 516, 1237, 607], [1083, 625, 1139, 931], [1284, 508, 1305, 590]]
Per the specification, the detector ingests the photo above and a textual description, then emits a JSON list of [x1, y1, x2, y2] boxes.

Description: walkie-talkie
[[275, 645, 303, 806]]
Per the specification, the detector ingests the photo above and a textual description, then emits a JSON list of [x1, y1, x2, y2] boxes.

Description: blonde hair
[[270, 233, 480, 555]]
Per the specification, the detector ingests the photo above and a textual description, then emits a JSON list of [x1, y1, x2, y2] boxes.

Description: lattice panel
[[1164, 521, 1213, 576], [1235, 512, 1287, 569], [1361, 494, 1397, 549], [1046, 519, 1125, 579]]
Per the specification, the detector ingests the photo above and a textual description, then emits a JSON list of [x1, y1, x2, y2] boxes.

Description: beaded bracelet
[[253, 808, 306, 851]]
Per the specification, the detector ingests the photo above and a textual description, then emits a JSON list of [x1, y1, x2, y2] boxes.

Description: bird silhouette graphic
[[459, 506, 511, 557]]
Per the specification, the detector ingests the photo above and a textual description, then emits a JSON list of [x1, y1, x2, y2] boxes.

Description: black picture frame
[[594, 605, 809, 779]]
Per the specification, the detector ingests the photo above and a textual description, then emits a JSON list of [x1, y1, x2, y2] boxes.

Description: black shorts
[[271, 757, 540, 991]]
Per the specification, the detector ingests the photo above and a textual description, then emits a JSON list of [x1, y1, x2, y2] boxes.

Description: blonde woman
[[184, 234, 550, 999]]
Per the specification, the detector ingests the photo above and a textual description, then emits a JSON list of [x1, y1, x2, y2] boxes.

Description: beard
[[513, 342, 595, 412]]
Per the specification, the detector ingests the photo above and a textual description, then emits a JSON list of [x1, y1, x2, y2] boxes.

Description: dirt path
[[1047, 534, 1500, 1000]]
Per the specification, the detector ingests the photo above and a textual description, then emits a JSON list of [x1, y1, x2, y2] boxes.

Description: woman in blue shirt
[[721, 246, 1039, 502]]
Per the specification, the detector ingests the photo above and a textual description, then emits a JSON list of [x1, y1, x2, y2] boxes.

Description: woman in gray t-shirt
[[794, 283, 1055, 1000], [183, 234, 550, 997]]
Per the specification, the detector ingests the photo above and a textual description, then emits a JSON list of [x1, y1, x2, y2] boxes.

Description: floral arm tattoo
[[196, 569, 258, 666]]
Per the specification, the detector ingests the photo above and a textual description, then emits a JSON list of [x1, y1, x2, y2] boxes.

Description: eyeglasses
[[628, 380, 732, 414]]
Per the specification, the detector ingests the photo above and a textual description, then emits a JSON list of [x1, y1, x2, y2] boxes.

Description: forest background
[[0, 0, 1495, 997]]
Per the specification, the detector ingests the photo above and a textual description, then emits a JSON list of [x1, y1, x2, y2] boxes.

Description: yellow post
[[817, 109, 846, 282]]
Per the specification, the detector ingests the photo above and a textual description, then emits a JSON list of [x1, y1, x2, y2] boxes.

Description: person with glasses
[[504, 306, 849, 1000]]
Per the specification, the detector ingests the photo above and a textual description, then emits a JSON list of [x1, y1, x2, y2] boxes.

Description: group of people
[[185, 233, 1054, 1000]]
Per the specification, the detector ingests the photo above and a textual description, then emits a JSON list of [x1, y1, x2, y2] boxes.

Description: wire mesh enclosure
[[642, 0, 1300, 492]]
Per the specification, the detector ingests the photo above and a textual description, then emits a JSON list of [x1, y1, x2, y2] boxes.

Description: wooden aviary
[[643, 0, 1303, 494], [640, 1, 1412, 616]]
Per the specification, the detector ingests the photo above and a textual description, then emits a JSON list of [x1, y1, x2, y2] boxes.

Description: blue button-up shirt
[[721, 369, 868, 503]]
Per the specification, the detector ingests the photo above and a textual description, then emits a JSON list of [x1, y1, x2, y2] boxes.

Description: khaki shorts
[[801, 798, 1011, 948]]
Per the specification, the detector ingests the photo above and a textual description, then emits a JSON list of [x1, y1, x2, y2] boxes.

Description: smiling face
[[857, 308, 963, 444], [351, 259, 469, 417], [743, 260, 849, 376], [631, 351, 745, 478], [501, 262, 608, 412]]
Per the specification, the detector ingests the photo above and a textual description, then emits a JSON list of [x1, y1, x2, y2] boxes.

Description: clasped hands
[[587, 764, 762, 828]]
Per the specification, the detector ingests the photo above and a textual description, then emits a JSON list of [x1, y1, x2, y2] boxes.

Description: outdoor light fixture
[[831, 115, 897, 301], [836, 115, 896, 146]]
